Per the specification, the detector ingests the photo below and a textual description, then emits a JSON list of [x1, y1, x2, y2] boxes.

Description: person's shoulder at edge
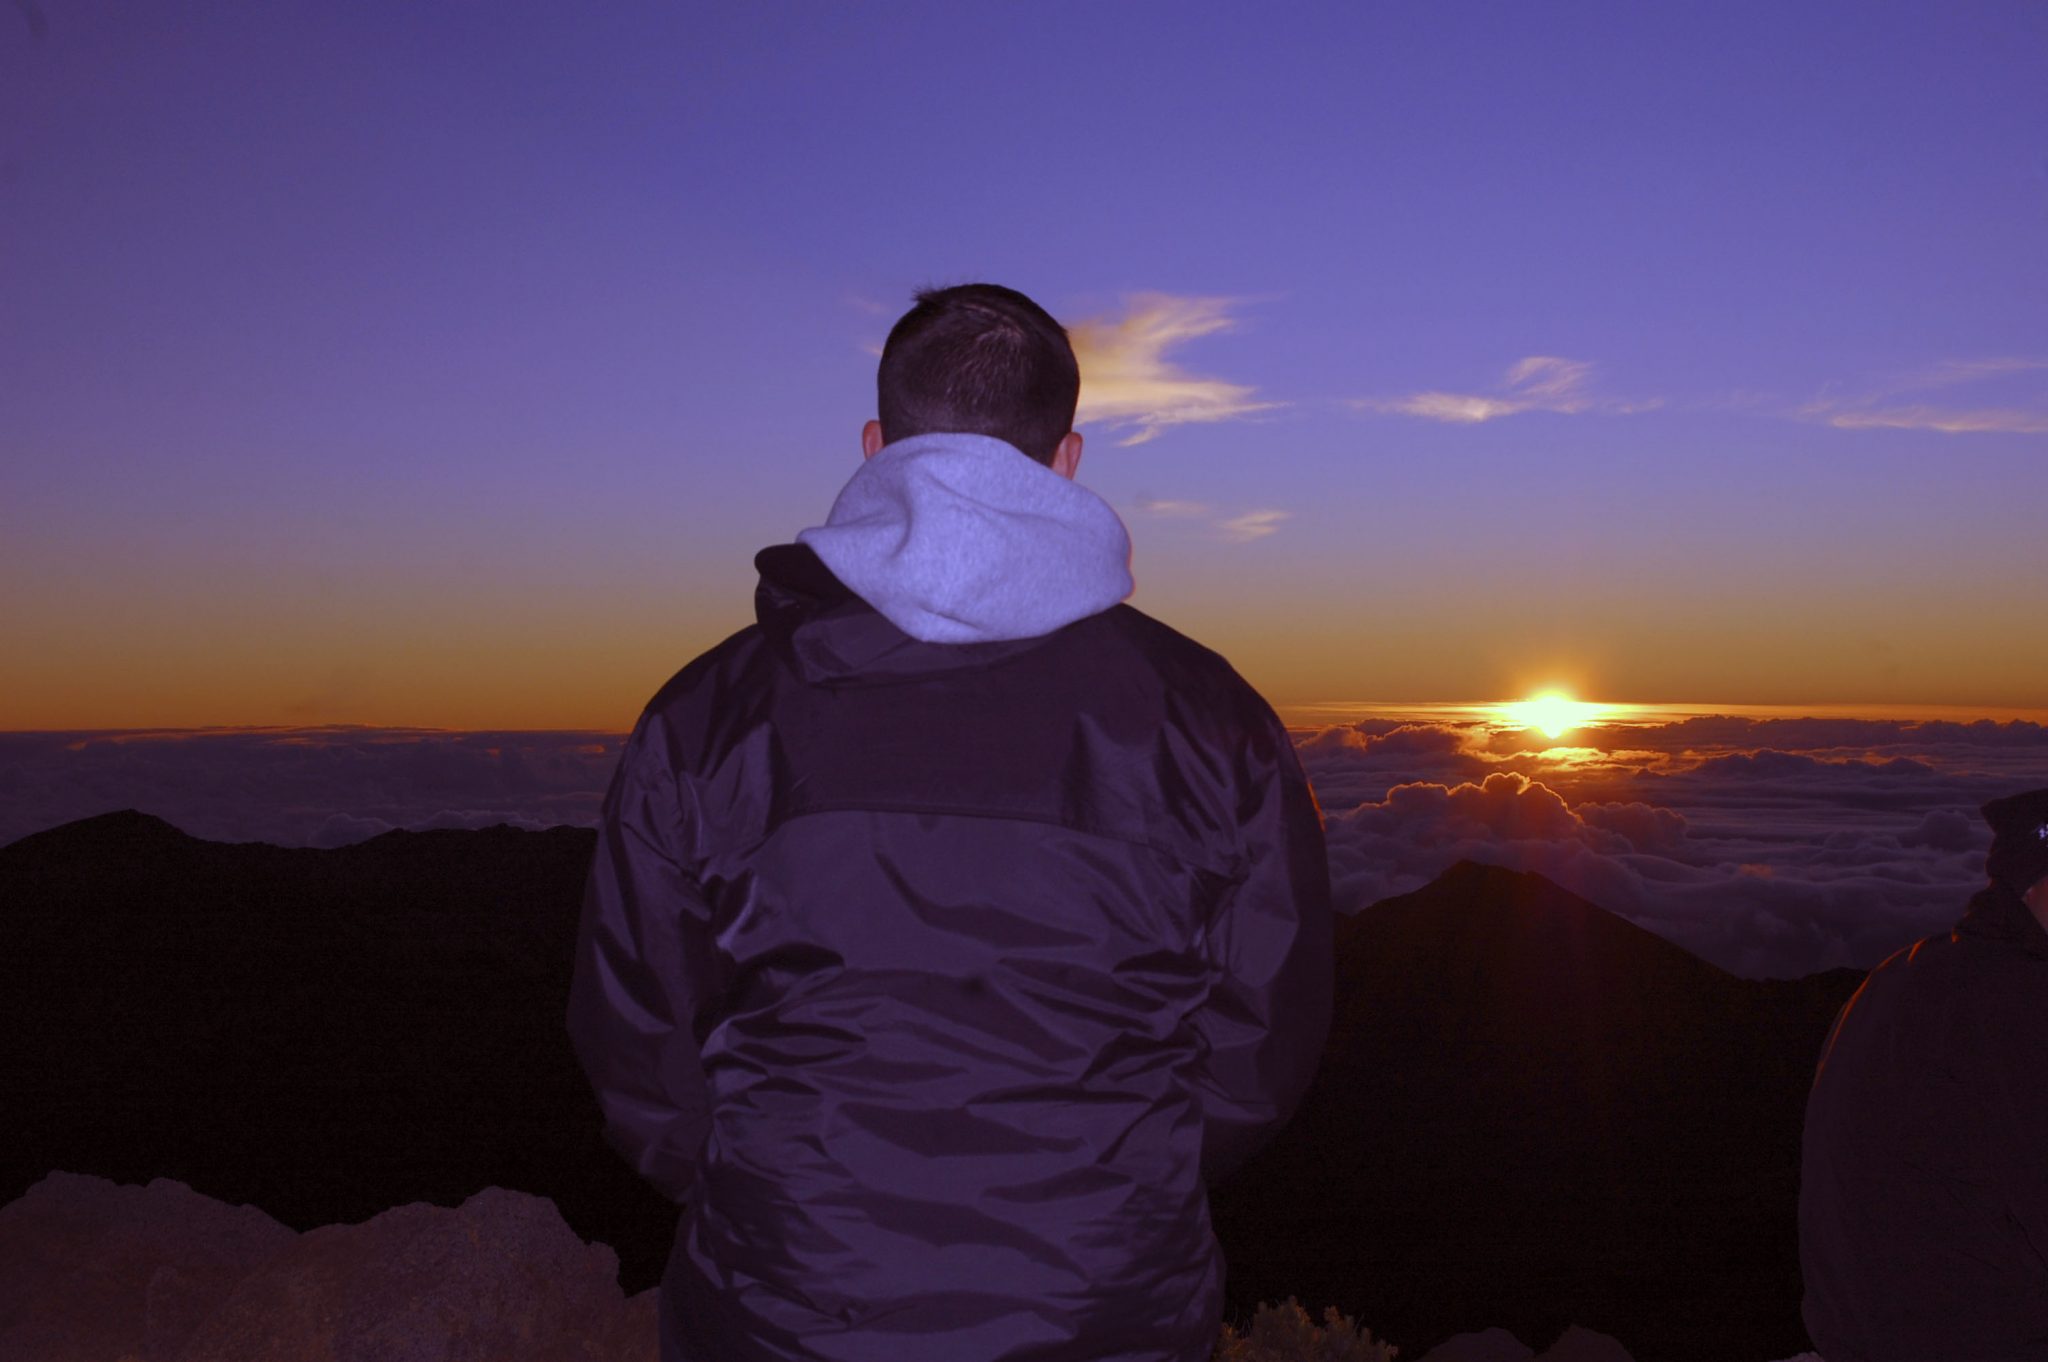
[[1831, 904, 2038, 1049], [1864, 892, 2048, 986], [1843, 925, 1972, 1014], [611, 621, 772, 772]]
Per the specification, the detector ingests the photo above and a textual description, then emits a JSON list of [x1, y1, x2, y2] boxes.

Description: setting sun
[[1503, 692, 1604, 739]]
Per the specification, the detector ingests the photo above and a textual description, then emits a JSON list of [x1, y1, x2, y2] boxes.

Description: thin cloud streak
[[1798, 355, 2048, 435], [1216, 509, 1291, 542], [1352, 356, 1657, 424], [1902, 357, 2048, 390], [1505, 356, 1596, 399], [1129, 497, 1293, 543], [1813, 405, 2048, 435], [1375, 392, 1533, 424], [1131, 498, 1211, 517], [1069, 293, 1280, 446]]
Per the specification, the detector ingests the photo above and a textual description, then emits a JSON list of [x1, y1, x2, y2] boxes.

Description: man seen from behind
[[566, 282, 1336, 1362]]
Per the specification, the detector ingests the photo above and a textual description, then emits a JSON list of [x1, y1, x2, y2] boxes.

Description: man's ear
[[862, 420, 884, 459], [1050, 430, 1083, 480]]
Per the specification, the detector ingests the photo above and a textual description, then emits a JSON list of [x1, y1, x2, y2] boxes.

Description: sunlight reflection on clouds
[[1284, 702, 2048, 977]]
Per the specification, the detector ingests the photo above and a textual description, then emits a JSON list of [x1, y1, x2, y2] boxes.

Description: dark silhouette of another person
[[1799, 787, 2048, 1361], [565, 283, 1334, 1362]]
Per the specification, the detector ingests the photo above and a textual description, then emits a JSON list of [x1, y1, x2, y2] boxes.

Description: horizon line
[[7, 697, 2048, 739]]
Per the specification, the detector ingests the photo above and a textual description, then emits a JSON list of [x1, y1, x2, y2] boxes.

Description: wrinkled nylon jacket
[[567, 541, 1335, 1362], [1799, 880, 2048, 1362]]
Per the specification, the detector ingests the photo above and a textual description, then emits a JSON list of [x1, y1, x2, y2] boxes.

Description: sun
[[1503, 691, 1603, 740]]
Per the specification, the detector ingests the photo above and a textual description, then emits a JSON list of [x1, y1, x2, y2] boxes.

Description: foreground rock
[[7, 1174, 1651, 1362], [0, 1172, 657, 1362], [0, 1171, 295, 1362]]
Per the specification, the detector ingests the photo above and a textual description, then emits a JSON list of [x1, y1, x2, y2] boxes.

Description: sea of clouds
[[1297, 710, 2048, 977], [5, 710, 2046, 979]]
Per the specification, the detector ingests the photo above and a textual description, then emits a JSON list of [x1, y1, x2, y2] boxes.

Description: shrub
[[1212, 1296, 1398, 1362]]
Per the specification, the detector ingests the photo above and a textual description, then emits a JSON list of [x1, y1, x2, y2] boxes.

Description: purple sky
[[4, 1, 2046, 727]]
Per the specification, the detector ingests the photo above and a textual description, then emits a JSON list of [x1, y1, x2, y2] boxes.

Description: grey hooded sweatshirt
[[796, 431, 1135, 642]]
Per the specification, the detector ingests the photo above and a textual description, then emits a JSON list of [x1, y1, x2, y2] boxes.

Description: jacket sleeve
[[1190, 709, 1336, 1185], [566, 713, 718, 1206]]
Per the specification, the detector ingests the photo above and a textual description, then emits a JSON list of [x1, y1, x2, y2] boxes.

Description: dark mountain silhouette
[[1, 812, 1862, 1361], [1209, 860, 1864, 1362], [0, 808, 681, 1291]]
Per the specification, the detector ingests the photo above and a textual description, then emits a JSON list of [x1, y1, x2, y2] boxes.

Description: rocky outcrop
[[0, 1171, 295, 1362], [0, 1172, 657, 1362]]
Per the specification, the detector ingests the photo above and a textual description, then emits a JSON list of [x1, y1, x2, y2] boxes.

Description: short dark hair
[[876, 283, 1079, 467]]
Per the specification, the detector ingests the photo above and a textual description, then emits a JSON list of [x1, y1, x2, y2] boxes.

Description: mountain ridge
[[1211, 856, 1861, 1362]]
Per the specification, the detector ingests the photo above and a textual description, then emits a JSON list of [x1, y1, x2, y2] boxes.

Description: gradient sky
[[5, 1, 2045, 731]]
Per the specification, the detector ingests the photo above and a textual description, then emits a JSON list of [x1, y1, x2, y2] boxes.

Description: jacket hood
[[794, 431, 1134, 645]]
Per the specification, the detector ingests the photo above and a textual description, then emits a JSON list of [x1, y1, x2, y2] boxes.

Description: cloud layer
[[1300, 712, 2048, 978], [5, 712, 2043, 980]]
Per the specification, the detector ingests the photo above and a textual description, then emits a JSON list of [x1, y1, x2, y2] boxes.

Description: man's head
[[1981, 787, 2048, 928], [865, 283, 1083, 476]]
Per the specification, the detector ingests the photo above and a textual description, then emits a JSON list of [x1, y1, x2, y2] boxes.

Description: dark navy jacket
[[1799, 880, 2048, 1361], [567, 541, 1334, 1362]]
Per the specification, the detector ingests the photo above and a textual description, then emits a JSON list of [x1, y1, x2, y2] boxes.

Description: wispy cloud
[[1504, 356, 1597, 399], [1802, 404, 2048, 435], [1352, 356, 1656, 424], [1799, 356, 2048, 435], [1132, 498, 1212, 517], [1216, 509, 1291, 542], [843, 292, 894, 317], [1069, 294, 1280, 446], [1129, 497, 1292, 543], [1895, 356, 2048, 391], [848, 292, 893, 356], [1378, 393, 1532, 424]]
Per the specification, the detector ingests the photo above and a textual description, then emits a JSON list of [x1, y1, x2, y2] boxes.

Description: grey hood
[[795, 431, 1134, 644]]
